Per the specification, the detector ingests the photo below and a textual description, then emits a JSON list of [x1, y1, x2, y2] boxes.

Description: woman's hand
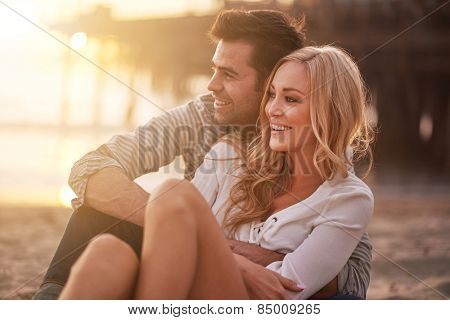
[[233, 254, 304, 299]]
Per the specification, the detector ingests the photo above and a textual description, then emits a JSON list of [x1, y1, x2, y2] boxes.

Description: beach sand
[[1, 186, 449, 300]]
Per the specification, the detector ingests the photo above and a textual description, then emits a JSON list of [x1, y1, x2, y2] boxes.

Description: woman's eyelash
[[267, 91, 303, 103]]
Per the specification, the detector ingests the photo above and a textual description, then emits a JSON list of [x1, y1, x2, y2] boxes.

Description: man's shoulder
[[195, 92, 215, 105], [166, 93, 215, 124], [184, 92, 215, 111], [190, 92, 215, 123]]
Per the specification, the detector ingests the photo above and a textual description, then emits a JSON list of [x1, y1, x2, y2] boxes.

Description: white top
[[191, 142, 373, 299]]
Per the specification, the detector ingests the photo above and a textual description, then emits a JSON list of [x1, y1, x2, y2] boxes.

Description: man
[[34, 9, 372, 299]]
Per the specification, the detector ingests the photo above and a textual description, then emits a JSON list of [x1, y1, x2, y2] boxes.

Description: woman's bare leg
[[134, 179, 248, 300], [59, 234, 139, 299]]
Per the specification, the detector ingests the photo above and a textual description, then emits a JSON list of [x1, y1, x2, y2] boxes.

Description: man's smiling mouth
[[214, 98, 232, 107]]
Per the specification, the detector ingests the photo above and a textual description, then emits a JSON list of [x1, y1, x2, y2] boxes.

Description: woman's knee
[[71, 234, 138, 276], [89, 234, 134, 253], [144, 180, 211, 236], [150, 179, 191, 200], [147, 179, 205, 213]]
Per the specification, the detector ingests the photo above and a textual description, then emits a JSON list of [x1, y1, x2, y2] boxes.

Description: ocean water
[[0, 126, 184, 207]]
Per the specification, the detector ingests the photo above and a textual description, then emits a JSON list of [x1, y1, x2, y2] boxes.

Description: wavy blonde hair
[[222, 45, 374, 236]]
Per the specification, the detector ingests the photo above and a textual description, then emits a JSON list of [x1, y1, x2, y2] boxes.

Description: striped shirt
[[69, 92, 372, 299]]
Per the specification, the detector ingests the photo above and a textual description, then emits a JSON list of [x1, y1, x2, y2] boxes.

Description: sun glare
[[70, 32, 87, 50], [59, 185, 76, 208]]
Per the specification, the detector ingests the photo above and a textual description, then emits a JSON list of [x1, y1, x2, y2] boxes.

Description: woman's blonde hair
[[222, 45, 374, 235]]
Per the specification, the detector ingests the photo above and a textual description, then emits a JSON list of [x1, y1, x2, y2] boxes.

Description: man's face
[[207, 40, 263, 125]]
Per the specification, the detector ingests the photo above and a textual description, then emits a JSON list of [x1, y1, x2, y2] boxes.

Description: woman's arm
[[266, 187, 374, 299]]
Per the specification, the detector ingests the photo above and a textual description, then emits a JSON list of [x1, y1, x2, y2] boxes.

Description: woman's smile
[[270, 123, 293, 132]]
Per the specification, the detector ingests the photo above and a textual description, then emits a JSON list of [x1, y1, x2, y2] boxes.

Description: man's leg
[[33, 206, 143, 300]]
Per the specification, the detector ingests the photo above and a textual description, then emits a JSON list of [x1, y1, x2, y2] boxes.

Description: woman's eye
[[286, 97, 296, 102], [286, 96, 302, 103], [267, 91, 275, 99]]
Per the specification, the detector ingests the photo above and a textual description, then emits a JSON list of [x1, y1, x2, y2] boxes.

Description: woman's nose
[[267, 98, 284, 117]]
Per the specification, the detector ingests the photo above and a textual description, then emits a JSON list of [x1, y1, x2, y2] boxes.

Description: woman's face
[[265, 61, 316, 154]]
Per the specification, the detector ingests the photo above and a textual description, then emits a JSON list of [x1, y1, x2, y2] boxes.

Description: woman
[[59, 45, 374, 300]]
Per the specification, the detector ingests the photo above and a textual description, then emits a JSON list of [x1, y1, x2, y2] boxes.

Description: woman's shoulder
[[318, 172, 374, 223], [327, 171, 373, 200]]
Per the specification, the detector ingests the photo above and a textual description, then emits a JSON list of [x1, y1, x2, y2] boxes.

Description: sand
[[1, 186, 449, 300]]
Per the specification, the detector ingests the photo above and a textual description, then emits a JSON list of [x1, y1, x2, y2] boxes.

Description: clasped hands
[[228, 239, 338, 299], [228, 239, 303, 299]]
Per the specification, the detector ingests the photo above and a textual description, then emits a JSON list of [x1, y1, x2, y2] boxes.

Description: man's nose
[[207, 72, 223, 92]]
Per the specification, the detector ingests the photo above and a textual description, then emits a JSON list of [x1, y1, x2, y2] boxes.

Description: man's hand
[[228, 239, 285, 266], [234, 254, 303, 299]]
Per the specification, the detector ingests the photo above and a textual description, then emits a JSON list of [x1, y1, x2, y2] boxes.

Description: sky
[[1, 0, 218, 21]]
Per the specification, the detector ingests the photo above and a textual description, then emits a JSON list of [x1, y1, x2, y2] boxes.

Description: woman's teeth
[[271, 124, 292, 131]]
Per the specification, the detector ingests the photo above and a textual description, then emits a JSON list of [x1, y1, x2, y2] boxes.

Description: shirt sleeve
[[337, 231, 372, 298], [69, 94, 213, 209], [266, 185, 373, 299]]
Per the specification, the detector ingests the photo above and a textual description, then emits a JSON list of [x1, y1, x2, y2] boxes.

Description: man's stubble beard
[[214, 109, 238, 125], [214, 97, 262, 126]]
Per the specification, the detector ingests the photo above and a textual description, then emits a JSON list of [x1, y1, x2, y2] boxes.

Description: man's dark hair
[[209, 9, 306, 89]]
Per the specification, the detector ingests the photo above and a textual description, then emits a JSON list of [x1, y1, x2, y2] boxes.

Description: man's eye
[[224, 73, 233, 79]]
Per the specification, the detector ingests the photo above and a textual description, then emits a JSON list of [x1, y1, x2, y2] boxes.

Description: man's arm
[[228, 239, 338, 298], [84, 167, 149, 226], [335, 232, 372, 299], [228, 233, 373, 299], [69, 95, 216, 224], [227, 239, 285, 266]]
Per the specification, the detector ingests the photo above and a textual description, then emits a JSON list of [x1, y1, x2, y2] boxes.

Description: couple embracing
[[35, 9, 374, 300]]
